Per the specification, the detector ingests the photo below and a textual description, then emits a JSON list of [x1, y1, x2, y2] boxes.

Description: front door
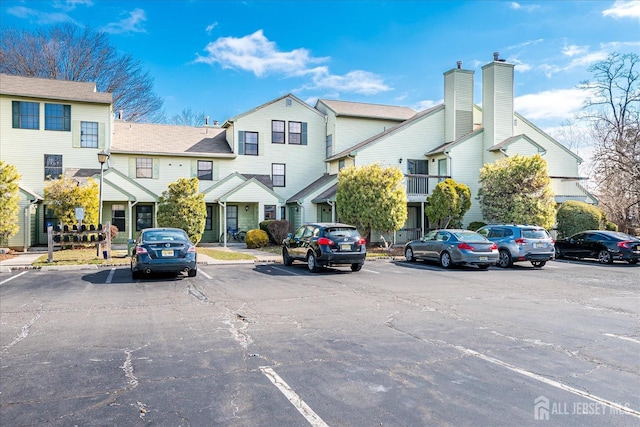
[[226, 205, 238, 232]]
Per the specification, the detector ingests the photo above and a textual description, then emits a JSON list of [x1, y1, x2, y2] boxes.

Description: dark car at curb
[[554, 230, 640, 265], [476, 224, 555, 268], [129, 228, 198, 279], [282, 223, 366, 272], [404, 229, 499, 269]]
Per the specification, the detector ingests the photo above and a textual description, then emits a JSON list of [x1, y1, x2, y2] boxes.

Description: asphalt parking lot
[[1, 259, 639, 426]]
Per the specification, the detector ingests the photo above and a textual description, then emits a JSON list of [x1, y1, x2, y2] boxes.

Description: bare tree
[[579, 52, 640, 233], [0, 23, 163, 123], [169, 108, 207, 126]]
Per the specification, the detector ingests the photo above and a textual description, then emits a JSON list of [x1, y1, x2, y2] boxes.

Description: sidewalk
[[0, 244, 282, 273]]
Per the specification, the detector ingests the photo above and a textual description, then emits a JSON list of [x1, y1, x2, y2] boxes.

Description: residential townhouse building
[[0, 53, 595, 251], [0, 73, 113, 250]]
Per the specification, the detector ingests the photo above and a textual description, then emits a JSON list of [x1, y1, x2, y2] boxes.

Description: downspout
[[444, 151, 453, 178], [220, 201, 227, 247]]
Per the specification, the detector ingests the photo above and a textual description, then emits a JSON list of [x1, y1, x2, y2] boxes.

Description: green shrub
[[605, 221, 618, 231], [259, 220, 276, 243], [245, 229, 269, 249], [467, 221, 486, 231], [556, 200, 603, 238]]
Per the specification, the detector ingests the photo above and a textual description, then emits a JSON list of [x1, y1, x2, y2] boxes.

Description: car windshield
[[522, 229, 550, 239], [454, 231, 487, 242], [144, 230, 188, 242], [325, 227, 359, 238]]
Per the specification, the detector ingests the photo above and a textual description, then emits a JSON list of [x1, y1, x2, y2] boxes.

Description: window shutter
[[12, 101, 19, 128], [301, 122, 307, 145], [63, 105, 71, 131], [191, 160, 198, 177], [129, 158, 136, 178], [152, 158, 159, 179], [98, 122, 105, 148], [72, 120, 81, 148], [238, 131, 245, 155]]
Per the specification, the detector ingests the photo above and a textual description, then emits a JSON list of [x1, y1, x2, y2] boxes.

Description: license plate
[[534, 243, 544, 248], [340, 244, 351, 251], [479, 256, 488, 261], [161, 250, 174, 257]]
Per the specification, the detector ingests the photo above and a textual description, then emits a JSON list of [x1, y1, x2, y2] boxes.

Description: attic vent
[[286, 98, 292, 107]]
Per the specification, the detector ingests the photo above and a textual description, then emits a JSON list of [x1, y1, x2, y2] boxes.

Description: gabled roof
[[311, 183, 338, 204], [102, 168, 159, 201], [286, 173, 336, 203], [19, 186, 43, 201], [111, 121, 234, 157], [223, 93, 325, 125], [488, 134, 546, 154], [327, 104, 444, 161], [215, 177, 283, 203], [426, 127, 483, 155], [241, 174, 274, 190], [316, 99, 416, 121], [0, 73, 112, 104], [514, 112, 583, 163]]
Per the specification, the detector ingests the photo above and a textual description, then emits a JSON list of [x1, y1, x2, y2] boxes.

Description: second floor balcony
[[405, 174, 450, 199]]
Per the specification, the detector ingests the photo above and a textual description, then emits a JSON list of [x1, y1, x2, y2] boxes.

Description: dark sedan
[[130, 228, 198, 279], [282, 222, 366, 272], [554, 230, 640, 264], [404, 229, 499, 269]]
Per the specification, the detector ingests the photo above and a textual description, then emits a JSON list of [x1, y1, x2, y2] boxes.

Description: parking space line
[[362, 268, 379, 274], [260, 366, 329, 427], [0, 271, 28, 285], [451, 343, 640, 418], [603, 333, 640, 345], [270, 266, 305, 276], [105, 268, 116, 284], [199, 270, 212, 280]]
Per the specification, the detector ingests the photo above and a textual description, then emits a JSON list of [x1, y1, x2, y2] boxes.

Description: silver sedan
[[404, 229, 499, 269]]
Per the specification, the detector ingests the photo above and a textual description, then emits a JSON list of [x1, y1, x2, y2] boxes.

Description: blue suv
[[476, 224, 555, 268]]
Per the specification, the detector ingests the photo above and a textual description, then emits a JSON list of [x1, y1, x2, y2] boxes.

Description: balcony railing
[[405, 174, 450, 196]]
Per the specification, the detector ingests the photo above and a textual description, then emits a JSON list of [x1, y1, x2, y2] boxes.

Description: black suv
[[282, 223, 367, 272], [476, 224, 555, 268]]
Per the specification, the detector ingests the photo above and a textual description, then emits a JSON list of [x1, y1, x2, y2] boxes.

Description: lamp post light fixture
[[97, 150, 110, 257]]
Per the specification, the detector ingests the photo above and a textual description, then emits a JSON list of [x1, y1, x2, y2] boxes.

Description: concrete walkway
[[0, 244, 282, 273]]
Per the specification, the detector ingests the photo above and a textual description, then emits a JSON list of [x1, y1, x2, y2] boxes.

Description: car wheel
[[405, 247, 416, 262], [282, 248, 293, 266], [187, 268, 197, 277], [498, 250, 512, 268], [554, 245, 564, 259], [531, 261, 546, 268], [307, 252, 320, 273], [440, 252, 453, 269], [598, 249, 613, 264], [351, 263, 363, 272], [629, 260, 638, 265], [477, 264, 490, 270]]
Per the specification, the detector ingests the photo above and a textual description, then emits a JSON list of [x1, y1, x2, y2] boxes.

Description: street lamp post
[[97, 150, 110, 257]]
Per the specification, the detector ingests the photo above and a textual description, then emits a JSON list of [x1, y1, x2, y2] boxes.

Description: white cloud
[[196, 30, 391, 95], [413, 99, 441, 111], [509, 2, 540, 12], [7, 5, 76, 25], [53, 0, 93, 12], [205, 22, 218, 34], [515, 88, 587, 121], [100, 8, 147, 34], [602, 0, 640, 19], [561, 44, 589, 57]]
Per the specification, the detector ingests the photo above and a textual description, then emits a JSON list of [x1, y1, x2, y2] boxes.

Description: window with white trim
[[136, 158, 153, 178], [245, 132, 258, 155], [44, 154, 62, 180], [198, 160, 213, 180], [272, 163, 285, 187], [289, 121, 302, 145], [81, 121, 98, 148], [272, 120, 285, 143]]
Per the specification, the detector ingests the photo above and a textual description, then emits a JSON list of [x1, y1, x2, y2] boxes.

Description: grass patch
[[197, 248, 255, 261], [33, 248, 130, 266]]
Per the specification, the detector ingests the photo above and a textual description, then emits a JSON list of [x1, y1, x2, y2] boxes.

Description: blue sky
[[2, 0, 639, 137]]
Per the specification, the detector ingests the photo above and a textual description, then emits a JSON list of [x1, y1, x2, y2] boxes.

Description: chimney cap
[[457, 61, 463, 69], [493, 52, 500, 61]]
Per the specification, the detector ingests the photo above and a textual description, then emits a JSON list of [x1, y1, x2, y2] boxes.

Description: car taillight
[[136, 246, 148, 254], [318, 237, 334, 246], [490, 243, 498, 251], [187, 245, 197, 253], [617, 241, 633, 249], [515, 238, 526, 245], [458, 242, 475, 250], [357, 238, 366, 245]]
